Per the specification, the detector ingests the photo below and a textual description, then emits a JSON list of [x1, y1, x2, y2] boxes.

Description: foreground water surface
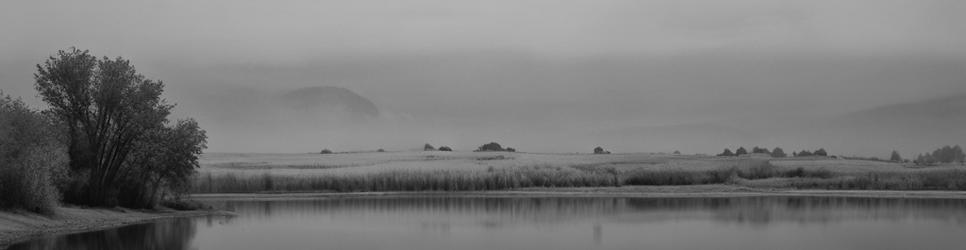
[[10, 195, 966, 250]]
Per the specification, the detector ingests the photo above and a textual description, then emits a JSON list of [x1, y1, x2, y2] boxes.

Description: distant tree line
[[716, 146, 825, 158], [914, 145, 965, 166]]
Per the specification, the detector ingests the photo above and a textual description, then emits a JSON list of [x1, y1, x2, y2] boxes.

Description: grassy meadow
[[192, 151, 966, 193]]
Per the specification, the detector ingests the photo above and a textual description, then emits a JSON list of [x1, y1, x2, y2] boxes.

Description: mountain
[[280, 86, 379, 118]]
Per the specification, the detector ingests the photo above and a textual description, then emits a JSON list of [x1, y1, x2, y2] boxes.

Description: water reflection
[[9, 217, 197, 250], [10, 196, 966, 250]]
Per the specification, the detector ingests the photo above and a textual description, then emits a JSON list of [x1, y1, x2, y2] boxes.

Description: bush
[[594, 147, 611, 154], [0, 94, 68, 214], [438, 146, 452, 152], [476, 142, 504, 152], [320, 149, 333, 154]]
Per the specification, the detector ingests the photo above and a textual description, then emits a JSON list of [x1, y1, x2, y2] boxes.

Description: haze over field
[[1, 0, 965, 156]]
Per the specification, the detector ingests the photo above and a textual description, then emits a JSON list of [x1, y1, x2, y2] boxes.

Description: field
[[192, 151, 966, 193]]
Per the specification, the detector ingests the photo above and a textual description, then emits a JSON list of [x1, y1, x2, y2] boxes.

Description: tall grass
[[193, 166, 620, 193], [191, 158, 966, 193]]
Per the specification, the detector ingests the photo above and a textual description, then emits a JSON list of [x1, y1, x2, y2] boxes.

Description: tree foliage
[[770, 147, 787, 158], [890, 150, 903, 162], [717, 148, 735, 157], [735, 147, 748, 156], [34, 48, 205, 207]]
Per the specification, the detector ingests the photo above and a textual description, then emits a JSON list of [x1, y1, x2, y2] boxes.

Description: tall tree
[[35, 49, 174, 206]]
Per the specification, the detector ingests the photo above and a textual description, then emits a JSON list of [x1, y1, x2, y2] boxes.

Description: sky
[[1, 0, 965, 155]]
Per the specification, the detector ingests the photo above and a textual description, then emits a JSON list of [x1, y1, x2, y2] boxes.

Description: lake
[[9, 195, 966, 250]]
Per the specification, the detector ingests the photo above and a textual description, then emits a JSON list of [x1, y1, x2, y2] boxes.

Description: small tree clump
[[735, 147, 748, 156], [505, 147, 516, 152], [771, 147, 787, 158], [890, 150, 902, 162], [476, 142, 504, 152], [814, 148, 828, 156], [717, 148, 735, 157], [593, 147, 611, 154], [438, 146, 453, 152], [424, 143, 436, 151], [320, 149, 333, 154]]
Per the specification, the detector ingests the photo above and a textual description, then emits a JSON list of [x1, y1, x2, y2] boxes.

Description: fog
[[1, 0, 965, 156]]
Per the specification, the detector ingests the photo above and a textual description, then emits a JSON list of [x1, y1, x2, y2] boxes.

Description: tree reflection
[[9, 217, 197, 250]]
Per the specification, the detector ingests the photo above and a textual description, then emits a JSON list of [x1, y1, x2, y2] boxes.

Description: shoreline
[[0, 207, 230, 247], [191, 185, 966, 201]]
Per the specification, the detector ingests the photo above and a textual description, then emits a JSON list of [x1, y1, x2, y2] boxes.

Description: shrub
[[424, 143, 436, 151], [0, 94, 68, 214], [320, 149, 333, 154], [377, 149, 385, 152], [771, 147, 787, 158], [506, 147, 516, 152], [717, 148, 735, 157], [438, 146, 453, 152], [735, 147, 748, 156], [476, 142, 504, 152]]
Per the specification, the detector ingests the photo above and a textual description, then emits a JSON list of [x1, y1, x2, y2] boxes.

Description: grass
[[191, 152, 966, 193]]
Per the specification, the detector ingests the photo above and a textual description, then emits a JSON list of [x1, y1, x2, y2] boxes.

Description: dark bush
[[438, 146, 453, 151], [320, 149, 333, 154], [717, 148, 735, 157], [424, 143, 435, 151]]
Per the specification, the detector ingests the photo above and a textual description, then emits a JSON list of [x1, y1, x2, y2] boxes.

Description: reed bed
[[191, 155, 966, 193]]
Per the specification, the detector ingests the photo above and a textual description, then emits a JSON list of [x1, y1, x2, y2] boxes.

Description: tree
[[122, 119, 206, 208], [438, 146, 452, 151], [594, 147, 610, 154], [771, 147, 787, 158], [890, 150, 903, 162], [797, 150, 813, 157], [752, 147, 770, 154], [34, 48, 200, 207], [717, 148, 735, 157], [735, 147, 748, 156], [320, 149, 333, 154], [505, 147, 516, 152], [424, 143, 435, 151], [814, 148, 828, 156], [673, 150, 681, 155]]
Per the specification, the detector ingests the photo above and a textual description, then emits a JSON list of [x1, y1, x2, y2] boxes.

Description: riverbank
[[190, 184, 966, 201], [0, 206, 229, 247]]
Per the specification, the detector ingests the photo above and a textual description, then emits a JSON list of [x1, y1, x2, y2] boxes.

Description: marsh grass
[[191, 158, 966, 193]]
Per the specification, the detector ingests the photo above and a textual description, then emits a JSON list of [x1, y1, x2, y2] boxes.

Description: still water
[[9, 195, 966, 250]]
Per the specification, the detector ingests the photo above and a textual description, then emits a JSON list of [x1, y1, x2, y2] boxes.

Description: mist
[[2, 0, 965, 156]]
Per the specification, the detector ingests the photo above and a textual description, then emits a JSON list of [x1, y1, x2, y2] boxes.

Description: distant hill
[[280, 86, 379, 117]]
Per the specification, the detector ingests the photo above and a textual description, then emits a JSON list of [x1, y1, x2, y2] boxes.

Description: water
[[9, 195, 966, 250]]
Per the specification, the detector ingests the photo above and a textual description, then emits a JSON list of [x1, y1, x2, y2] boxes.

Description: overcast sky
[[2, 0, 965, 154]]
